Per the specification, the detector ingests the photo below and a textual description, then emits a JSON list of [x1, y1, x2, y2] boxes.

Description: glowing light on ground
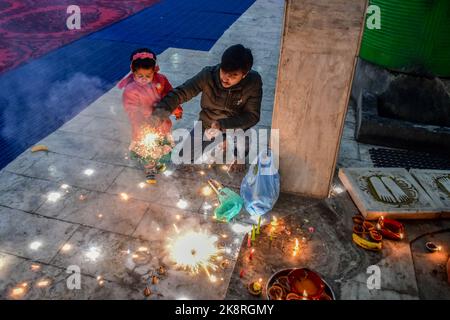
[[61, 243, 72, 252], [138, 182, 146, 189], [84, 169, 95, 176], [10, 286, 26, 298], [86, 246, 101, 261], [176, 199, 188, 209], [97, 275, 105, 286], [36, 279, 50, 287], [203, 202, 212, 210], [143, 133, 158, 147], [29, 241, 42, 250], [163, 170, 174, 177], [30, 264, 41, 272], [120, 193, 129, 201], [47, 192, 61, 203], [201, 185, 213, 196]]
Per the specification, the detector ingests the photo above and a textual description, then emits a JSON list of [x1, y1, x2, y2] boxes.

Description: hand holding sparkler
[[172, 106, 183, 120]]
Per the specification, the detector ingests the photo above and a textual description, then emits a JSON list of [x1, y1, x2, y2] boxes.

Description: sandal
[[145, 171, 157, 184]]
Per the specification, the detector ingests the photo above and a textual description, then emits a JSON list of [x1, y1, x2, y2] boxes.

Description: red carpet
[[0, 0, 159, 74]]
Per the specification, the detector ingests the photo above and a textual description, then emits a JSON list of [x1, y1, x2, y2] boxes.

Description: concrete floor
[[1, 0, 449, 300]]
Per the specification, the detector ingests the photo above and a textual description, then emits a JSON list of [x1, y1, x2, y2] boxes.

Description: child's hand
[[157, 119, 172, 136], [172, 106, 183, 120]]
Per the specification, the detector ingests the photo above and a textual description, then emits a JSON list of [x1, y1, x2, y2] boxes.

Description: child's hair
[[221, 44, 253, 74], [130, 48, 157, 72]]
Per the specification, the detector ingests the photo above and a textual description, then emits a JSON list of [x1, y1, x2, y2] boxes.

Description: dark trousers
[[179, 124, 250, 164]]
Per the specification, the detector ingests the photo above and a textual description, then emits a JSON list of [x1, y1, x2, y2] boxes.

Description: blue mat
[[0, 0, 255, 170]]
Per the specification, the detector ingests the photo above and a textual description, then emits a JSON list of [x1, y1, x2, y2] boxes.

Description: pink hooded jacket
[[118, 72, 182, 142]]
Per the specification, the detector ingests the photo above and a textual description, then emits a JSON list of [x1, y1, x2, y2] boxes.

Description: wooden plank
[[339, 168, 442, 220], [272, 0, 367, 197]]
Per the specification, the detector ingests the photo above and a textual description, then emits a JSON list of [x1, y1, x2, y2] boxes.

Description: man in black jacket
[[153, 44, 263, 168]]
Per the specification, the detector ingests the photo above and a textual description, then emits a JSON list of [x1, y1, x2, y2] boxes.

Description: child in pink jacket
[[118, 48, 182, 183]]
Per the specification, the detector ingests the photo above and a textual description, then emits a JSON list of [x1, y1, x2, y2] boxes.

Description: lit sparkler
[[168, 230, 221, 277], [132, 126, 174, 160]]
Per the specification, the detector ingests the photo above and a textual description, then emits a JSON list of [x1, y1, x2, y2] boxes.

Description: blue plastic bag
[[240, 149, 280, 216]]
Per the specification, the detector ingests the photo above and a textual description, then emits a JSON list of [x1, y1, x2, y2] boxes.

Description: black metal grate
[[369, 148, 450, 170]]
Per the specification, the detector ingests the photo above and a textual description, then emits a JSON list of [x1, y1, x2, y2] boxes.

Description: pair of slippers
[[145, 163, 167, 184]]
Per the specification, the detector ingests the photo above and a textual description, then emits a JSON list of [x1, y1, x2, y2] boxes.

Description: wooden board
[[271, 0, 368, 198], [338, 168, 442, 220], [410, 169, 450, 217]]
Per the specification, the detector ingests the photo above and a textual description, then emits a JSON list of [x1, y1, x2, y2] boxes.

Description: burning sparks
[[169, 230, 220, 275], [120, 193, 129, 201], [176, 199, 188, 209], [138, 182, 146, 189], [47, 192, 61, 203], [173, 224, 180, 234], [143, 132, 158, 147], [132, 127, 174, 160]]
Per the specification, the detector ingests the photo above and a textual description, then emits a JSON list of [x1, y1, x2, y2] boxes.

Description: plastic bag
[[240, 149, 280, 216]]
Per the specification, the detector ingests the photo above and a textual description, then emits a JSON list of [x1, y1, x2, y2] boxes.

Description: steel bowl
[[266, 268, 336, 300]]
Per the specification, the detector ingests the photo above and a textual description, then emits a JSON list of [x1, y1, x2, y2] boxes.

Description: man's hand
[[210, 120, 221, 130], [204, 120, 222, 140]]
